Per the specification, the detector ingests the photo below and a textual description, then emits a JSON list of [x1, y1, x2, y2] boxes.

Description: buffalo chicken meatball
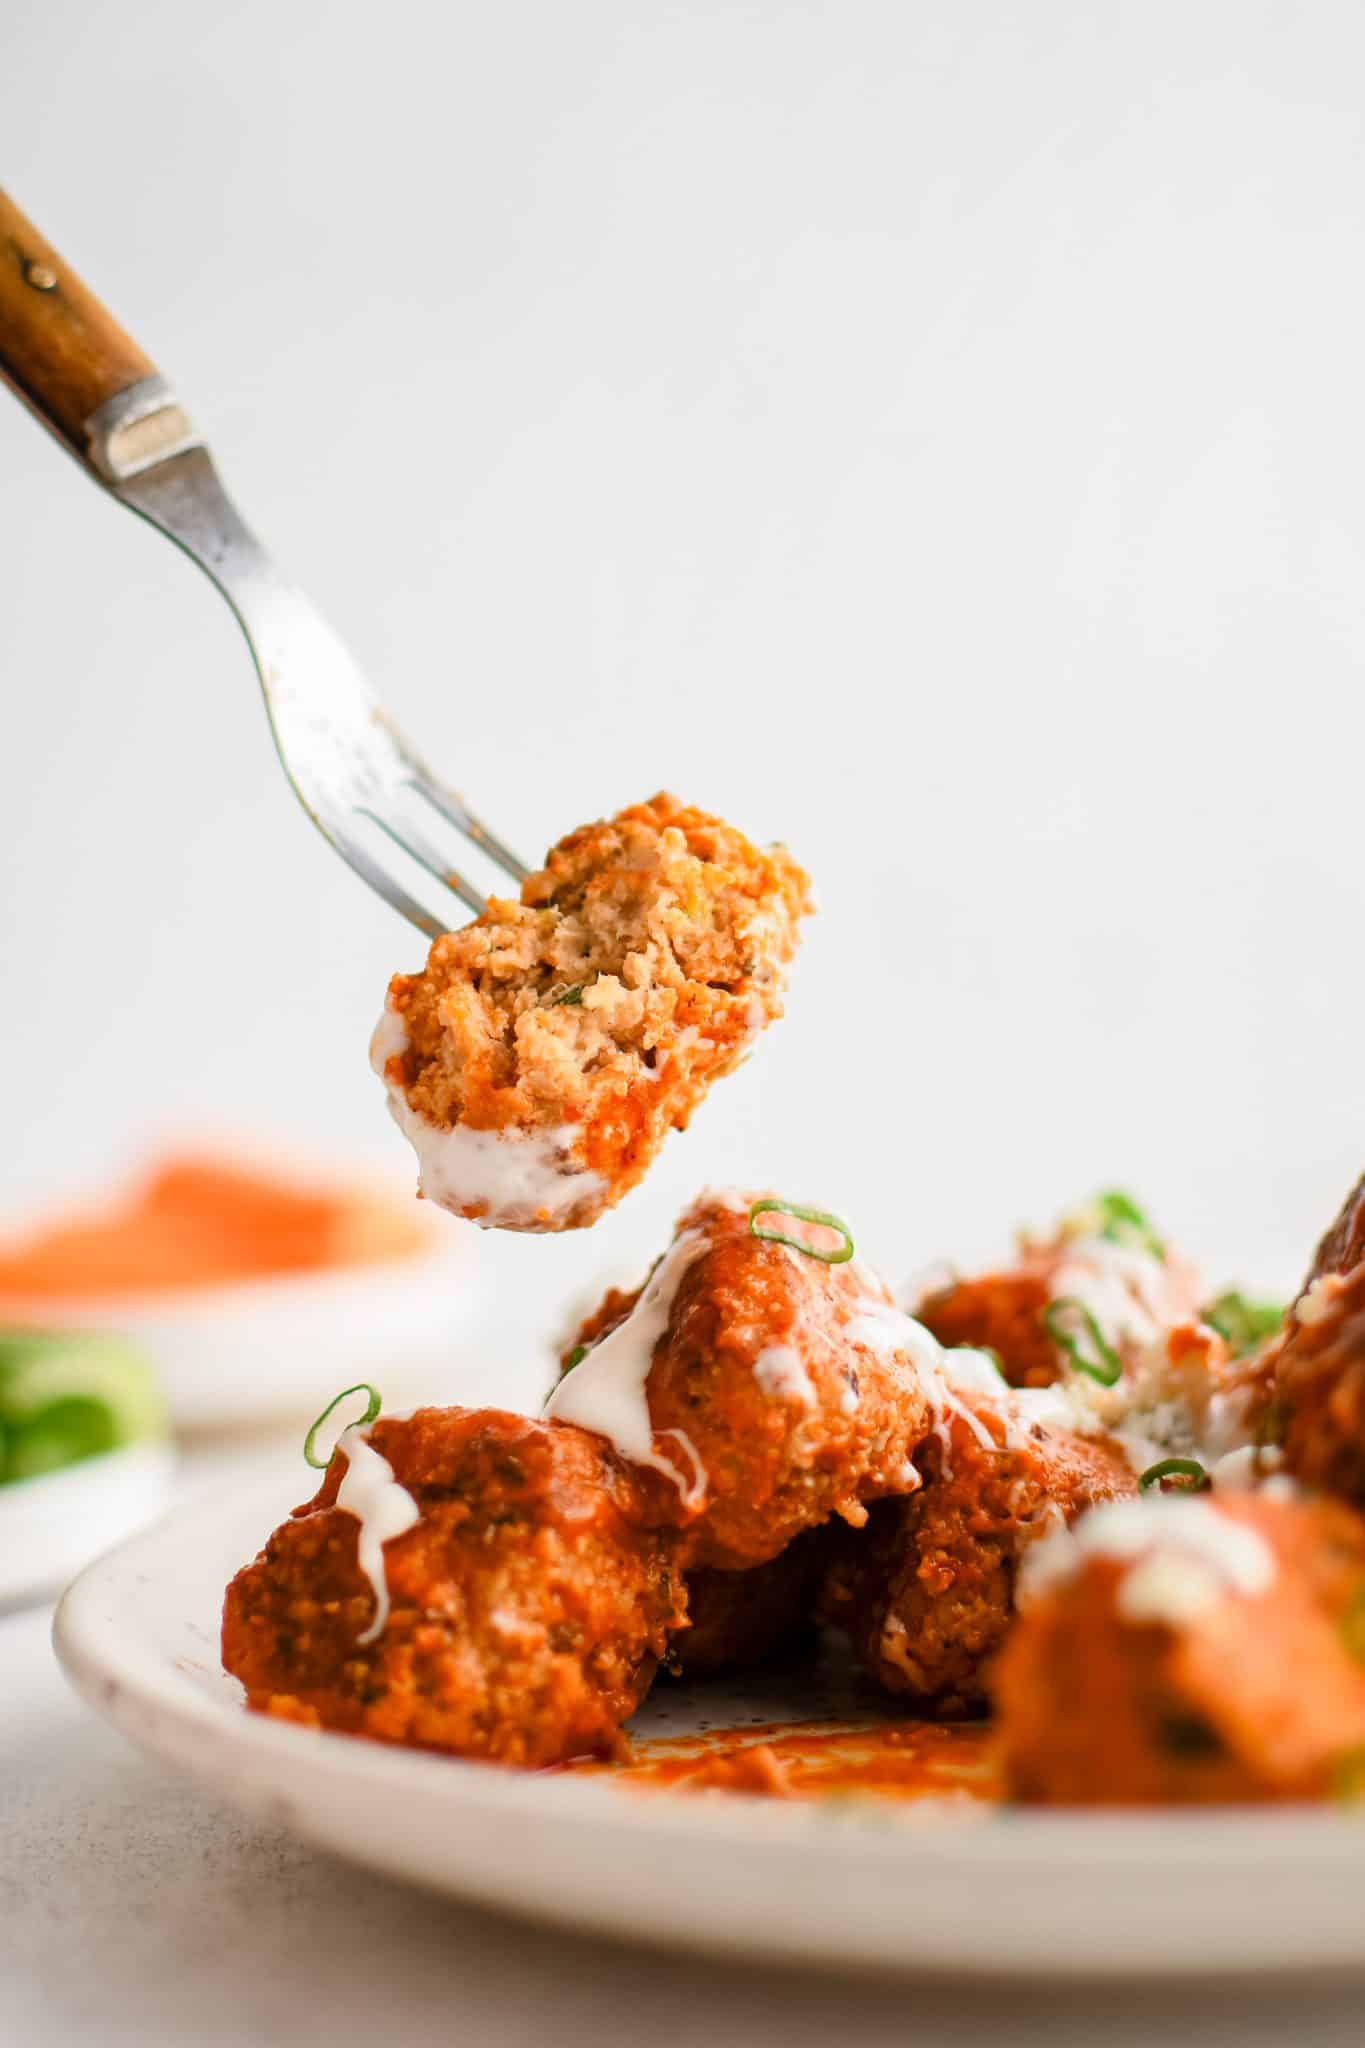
[[995, 1492, 1365, 1804], [1297, 1170, 1365, 1301], [222, 1407, 685, 1767], [1275, 1263, 1365, 1509], [820, 1387, 1136, 1714], [372, 795, 811, 1231], [1268, 1168, 1365, 1509], [548, 1191, 941, 1570], [914, 1191, 1207, 1392]]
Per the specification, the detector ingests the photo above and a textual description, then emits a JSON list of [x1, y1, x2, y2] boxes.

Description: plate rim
[[53, 1464, 1365, 1874]]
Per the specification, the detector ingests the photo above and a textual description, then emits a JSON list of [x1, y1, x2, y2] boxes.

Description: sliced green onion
[[1041, 1297, 1122, 1386], [1061, 1190, 1164, 1259], [563, 1344, 588, 1373], [303, 1383, 382, 1469], [1202, 1291, 1284, 1359], [1341, 1584, 1365, 1665], [550, 984, 584, 1007], [1095, 1190, 1164, 1259], [1139, 1456, 1210, 1495], [748, 1200, 854, 1265]]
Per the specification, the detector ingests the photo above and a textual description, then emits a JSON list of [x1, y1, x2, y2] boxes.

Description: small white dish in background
[[0, 1441, 175, 1609], [52, 1463, 1365, 1980], [0, 1223, 475, 1432]]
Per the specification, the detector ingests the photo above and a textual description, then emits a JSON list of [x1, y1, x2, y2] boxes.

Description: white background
[[3, 0, 1362, 1337]]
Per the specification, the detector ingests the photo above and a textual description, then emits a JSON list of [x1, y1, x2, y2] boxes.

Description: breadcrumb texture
[[563, 1191, 933, 1570], [221, 1408, 686, 1767], [819, 1400, 1136, 1715], [1299, 1170, 1365, 1301], [1266, 1169, 1365, 1507], [1277, 1264, 1365, 1508], [994, 1494, 1365, 1804], [378, 794, 812, 1230]]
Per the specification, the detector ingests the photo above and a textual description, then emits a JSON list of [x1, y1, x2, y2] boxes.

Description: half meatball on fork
[[372, 795, 812, 1232]]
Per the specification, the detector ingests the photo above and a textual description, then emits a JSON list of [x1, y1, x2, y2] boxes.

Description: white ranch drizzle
[[369, 1000, 605, 1228], [1207, 1443, 1283, 1491], [545, 1229, 707, 1505], [1047, 1234, 1173, 1355], [332, 1426, 421, 1646], [844, 1287, 1264, 1491], [752, 1344, 816, 1408], [840, 1297, 1007, 1462], [1019, 1494, 1276, 1627], [545, 1199, 1267, 1522]]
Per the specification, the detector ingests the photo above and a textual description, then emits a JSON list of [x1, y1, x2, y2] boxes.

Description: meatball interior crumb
[[376, 793, 812, 1229]]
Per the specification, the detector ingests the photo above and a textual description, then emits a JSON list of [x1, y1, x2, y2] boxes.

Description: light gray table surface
[[3, 1489, 1364, 2048]]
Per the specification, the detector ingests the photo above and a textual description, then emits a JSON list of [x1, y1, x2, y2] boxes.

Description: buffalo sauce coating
[[995, 1492, 1365, 1804], [565, 1716, 1000, 1803], [375, 795, 812, 1231], [222, 1408, 686, 1769], [818, 1400, 1138, 1716], [554, 1192, 933, 1571]]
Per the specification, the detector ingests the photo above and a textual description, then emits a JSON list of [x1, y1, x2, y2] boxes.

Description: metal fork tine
[[358, 807, 488, 919], [323, 819, 448, 940], [407, 770, 532, 887], [0, 211, 533, 940]]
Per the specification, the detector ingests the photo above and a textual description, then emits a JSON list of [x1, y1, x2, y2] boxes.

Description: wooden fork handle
[[0, 188, 196, 481]]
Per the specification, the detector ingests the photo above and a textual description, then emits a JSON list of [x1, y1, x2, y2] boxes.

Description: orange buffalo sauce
[[568, 1717, 1001, 1805], [0, 1155, 429, 1302]]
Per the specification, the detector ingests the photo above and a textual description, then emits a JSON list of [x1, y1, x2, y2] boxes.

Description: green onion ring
[[1095, 1190, 1165, 1260], [550, 984, 584, 1007], [748, 1200, 855, 1264], [1138, 1456, 1210, 1495], [1041, 1297, 1123, 1386], [303, 1383, 382, 1469], [1202, 1290, 1285, 1359]]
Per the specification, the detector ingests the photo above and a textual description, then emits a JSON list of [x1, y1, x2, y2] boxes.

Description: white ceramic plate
[[0, 1441, 175, 1608], [54, 1459, 1365, 1981]]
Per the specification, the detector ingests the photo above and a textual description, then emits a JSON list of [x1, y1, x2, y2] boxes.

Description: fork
[[0, 188, 529, 937]]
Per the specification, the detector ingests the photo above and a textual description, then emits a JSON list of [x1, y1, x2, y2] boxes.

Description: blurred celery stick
[[0, 1329, 168, 1484]]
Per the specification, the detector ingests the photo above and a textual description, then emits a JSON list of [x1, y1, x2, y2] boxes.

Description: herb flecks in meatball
[[372, 795, 811, 1232]]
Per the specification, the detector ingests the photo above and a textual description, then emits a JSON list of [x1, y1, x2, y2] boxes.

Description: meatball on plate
[[51, 1175, 1365, 1979], [222, 1404, 685, 1766]]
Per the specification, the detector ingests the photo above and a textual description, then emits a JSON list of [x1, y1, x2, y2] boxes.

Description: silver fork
[[0, 187, 528, 937]]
